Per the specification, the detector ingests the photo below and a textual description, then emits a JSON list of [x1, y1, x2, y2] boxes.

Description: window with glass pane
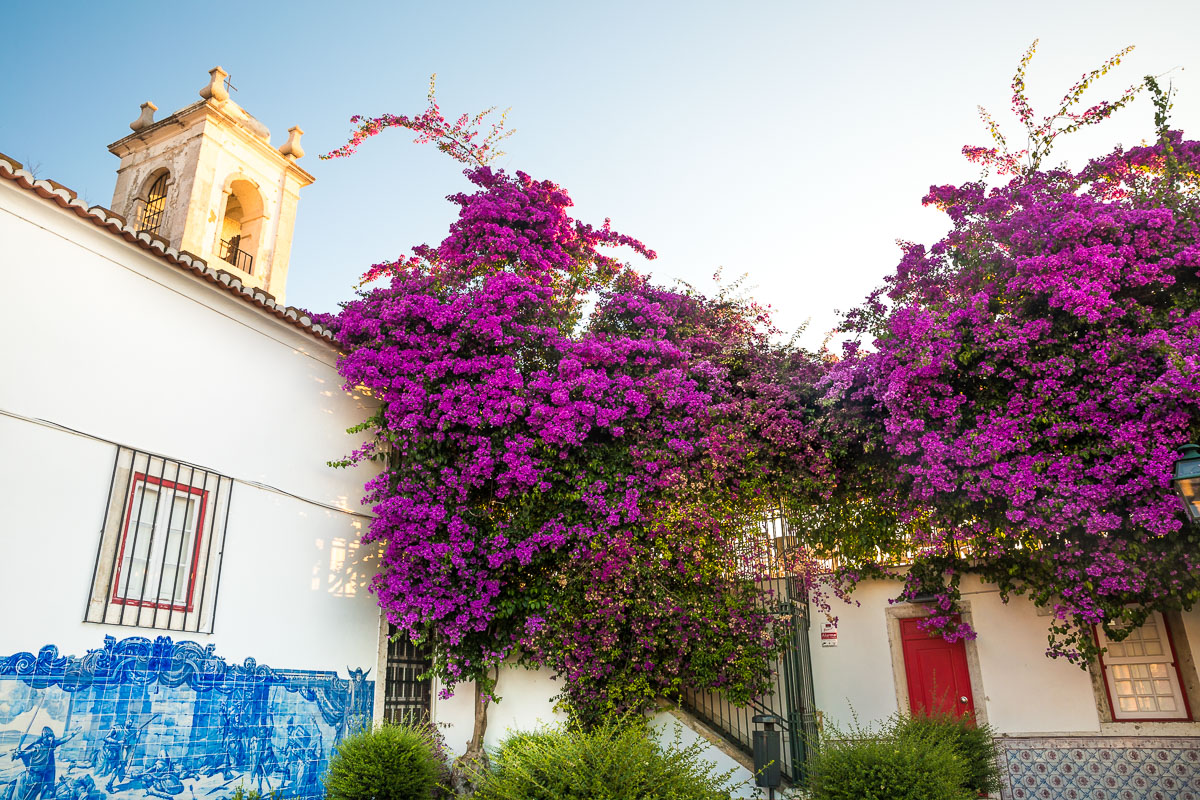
[[113, 477, 204, 608], [1097, 612, 1190, 720], [85, 448, 232, 633], [138, 173, 169, 235]]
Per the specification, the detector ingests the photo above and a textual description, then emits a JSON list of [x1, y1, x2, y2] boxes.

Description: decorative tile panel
[[0, 636, 372, 800], [999, 736, 1200, 800]]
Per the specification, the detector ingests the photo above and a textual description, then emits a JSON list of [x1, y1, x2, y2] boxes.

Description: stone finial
[[279, 126, 305, 160], [199, 67, 230, 103], [129, 101, 158, 132]]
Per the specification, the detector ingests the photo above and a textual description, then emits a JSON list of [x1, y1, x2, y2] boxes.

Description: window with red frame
[[113, 473, 207, 610], [1096, 611, 1191, 721], [86, 448, 232, 633]]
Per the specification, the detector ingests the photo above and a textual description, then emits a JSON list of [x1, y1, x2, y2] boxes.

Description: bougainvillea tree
[[821, 45, 1200, 663], [318, 47, 1200, 759], [320, 83, 832, 753], [525, 274, 837, 721]]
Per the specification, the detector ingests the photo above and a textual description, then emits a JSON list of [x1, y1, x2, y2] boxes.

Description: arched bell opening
[[217, 178, 264, 276]]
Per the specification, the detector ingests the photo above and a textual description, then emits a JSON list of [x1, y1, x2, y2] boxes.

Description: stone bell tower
[[107, 67, 314, 302]]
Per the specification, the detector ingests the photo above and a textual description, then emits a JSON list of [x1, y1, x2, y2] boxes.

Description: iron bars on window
[[84, 447, 233, 633], [137, 173, 169, 236], [383, 626, 433, 725]]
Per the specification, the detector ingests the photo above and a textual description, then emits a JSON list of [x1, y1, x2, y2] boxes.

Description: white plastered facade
[[0, 173, 381, 683], [809, 573, 1200, 738]]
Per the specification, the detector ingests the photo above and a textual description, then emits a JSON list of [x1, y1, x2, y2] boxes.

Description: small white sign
[[820, 620, 838, 648]]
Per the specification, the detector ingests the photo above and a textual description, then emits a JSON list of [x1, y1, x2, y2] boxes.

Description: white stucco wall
[[810, 573, 1200, 738], [808, 580, 903, 729], [431, 665, 567, 756], [0, 176, 381, 677], [965, 582, 1100, 734]]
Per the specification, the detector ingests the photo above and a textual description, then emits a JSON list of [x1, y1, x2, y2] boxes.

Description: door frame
[[885, 602, 989, 725]]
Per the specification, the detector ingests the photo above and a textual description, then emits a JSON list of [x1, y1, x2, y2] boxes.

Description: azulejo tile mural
[[0, 636, 372, 800], [999, 736, 1200, 800]]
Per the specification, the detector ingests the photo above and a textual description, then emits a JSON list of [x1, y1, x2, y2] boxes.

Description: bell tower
[[107, 67, 314, 303]]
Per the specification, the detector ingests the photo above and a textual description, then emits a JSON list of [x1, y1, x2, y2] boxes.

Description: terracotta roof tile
[[0, 153, 338, 347]]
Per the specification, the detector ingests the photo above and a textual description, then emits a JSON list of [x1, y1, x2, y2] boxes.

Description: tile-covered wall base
[[0, 636, 372, 800], [999, 736, 1200, 800]]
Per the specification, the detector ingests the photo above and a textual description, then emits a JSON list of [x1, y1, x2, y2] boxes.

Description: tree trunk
[[465, 675, 492, 760], [451, 666, 497, 795]]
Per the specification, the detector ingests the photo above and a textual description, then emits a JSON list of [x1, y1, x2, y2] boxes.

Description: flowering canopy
[[825, 71, 1200, 662], [325, 145, 825, 719], [325, 53, 1200, 726]]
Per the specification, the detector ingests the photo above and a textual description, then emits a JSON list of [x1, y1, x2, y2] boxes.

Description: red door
[[900, 617, 976, 718]]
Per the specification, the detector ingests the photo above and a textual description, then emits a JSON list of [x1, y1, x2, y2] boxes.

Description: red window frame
[[1094, 614, 1193, 723], [110, 471, 209, 612]]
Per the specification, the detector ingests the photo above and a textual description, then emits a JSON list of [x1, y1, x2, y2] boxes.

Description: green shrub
[[473, 719, 739, 800], [894, 711, 1001, 797], [809, 715, 972, 800], [324, 723, 444, 800], [228, 788, 270, 800]]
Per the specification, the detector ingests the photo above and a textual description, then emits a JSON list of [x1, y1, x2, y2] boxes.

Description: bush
[[324, 723, 444, 800], [228, 789, 269, 800], [809, 715, 972, 800], [473, 719, 739, 800], [894, 711, 1001, 797]]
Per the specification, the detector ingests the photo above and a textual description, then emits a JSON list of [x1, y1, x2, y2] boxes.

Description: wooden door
[[900, 617, 976, 718]]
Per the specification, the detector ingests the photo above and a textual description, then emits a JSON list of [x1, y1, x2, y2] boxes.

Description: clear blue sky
[[5, 1, 1200, 345]]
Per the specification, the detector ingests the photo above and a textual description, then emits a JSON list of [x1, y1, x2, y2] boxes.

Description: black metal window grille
[[220, 236, 254, 275], [681, 511, 819, 785], [137, 173, 169, 235], [383, 626, 433, 724], [85, 447, 233, 633]]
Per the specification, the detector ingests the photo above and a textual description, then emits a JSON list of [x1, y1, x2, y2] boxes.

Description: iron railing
[[681, 512, 819, 785], [220, 237, 254, 274]]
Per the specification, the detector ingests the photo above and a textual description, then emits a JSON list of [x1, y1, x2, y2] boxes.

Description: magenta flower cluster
[[329, 165, 819, 718], [831, 129, 1200, 660]]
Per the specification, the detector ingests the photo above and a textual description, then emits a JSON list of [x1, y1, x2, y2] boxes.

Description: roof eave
[[0, 153, 339, 350]]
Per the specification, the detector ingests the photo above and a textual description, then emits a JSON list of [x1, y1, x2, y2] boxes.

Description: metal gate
[[383, 626, 433, 724], [680, 513, 819, 784]]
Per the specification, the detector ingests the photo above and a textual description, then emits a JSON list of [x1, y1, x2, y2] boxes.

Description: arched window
[[138, 173, 169, 235], [218, 179, 263, 276]]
